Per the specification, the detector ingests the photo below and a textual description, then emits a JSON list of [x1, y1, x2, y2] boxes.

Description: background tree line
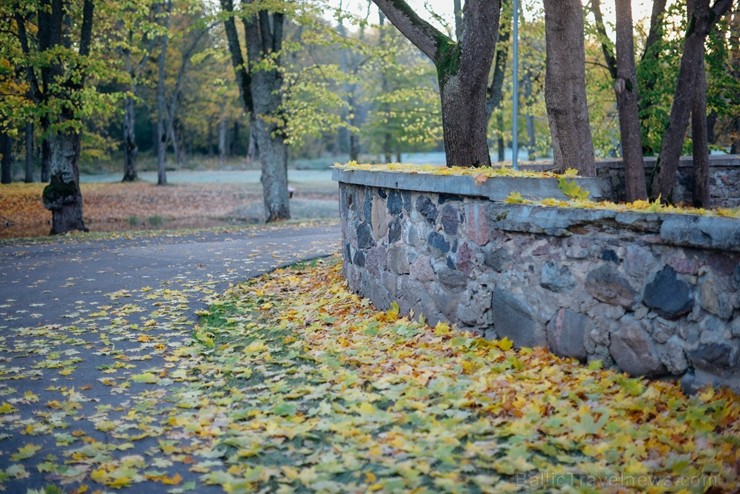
[[0, 0, 737, 232]]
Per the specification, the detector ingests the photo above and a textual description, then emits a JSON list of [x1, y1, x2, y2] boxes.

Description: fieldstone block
[[586, 265, 638, 308], [624, 245, 655, 278], [353, 250, 365, 268], [463, 203, 490, 246], [427, 231, 450, 255], [688, 342, 738, 371], [457, 289, 492, 328], [541, 262, 575, 293], [365, 245, 386, 277], [492, 288, 546, 348], [484, 247, 511, 272], [546, 308, 589, 361], [700, 274, 733, 320], [431, 286, 463, 319], [371, 195, 389, 239], [609, 320, 665, 376], [416, 196, 438, 224], [410, 256, 435, 282], [659, 336, 689, 375], [441, 204, 460, 235], [387, 189, 402, 215], [357, 222, 375, 249], [388, 218, 402, 244], [388, 245, 410, 275], [643, 266, 694, 320], [437, 268, 468, 290], [456, 242, 475, 275]]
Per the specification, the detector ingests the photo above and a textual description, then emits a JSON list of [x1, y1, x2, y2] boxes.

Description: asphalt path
[[0, 224, 339, 492]]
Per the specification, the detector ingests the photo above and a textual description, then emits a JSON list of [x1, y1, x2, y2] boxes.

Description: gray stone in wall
[[688, 342, 738, 371], [643, 266, 694, 320], [659, 336, 689, 375], [441, 205, 460, 235], [363, 189, 372, 223], [427, 232, 450, 255], [388, 245, 410, 275], [357, 222, 375, 249], [456, 242, 475, 275], [585, 265, 639, 308], [484, 247, 511, 272], [652, 318, 676, 344], [416, 196, 438, 224], [388, 218, 402, 244], [353, 250, 365, 267], [624, 245, 655, 278], [541, 262, 575, 293], [387, 189, 402, 215], [491, 288, 546, 348], [438, 268, 468, 291], [546, 308, 589, 361], [609, 320, 665, 377], [410, 256, 435, 282], [660, 216, 740, 252], [700, 274, 734, 320]]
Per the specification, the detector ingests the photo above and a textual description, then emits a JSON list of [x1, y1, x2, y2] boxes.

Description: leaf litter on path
[[0, 257, 737, 493]]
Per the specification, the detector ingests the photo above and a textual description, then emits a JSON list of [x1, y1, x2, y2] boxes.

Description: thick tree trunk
[[692, 51, 710, 207], [650, 0, 732, 201], [615, 0, 647, 201], [247, 123, 259, 162], [1, 132, 13, 184], [524, 71, 536, 159], [255, 117, 290, 221], [42, 130, 87, 234], [25, 123, 34, 183], [543, 0, 595, 175], [373, 0, 499, 167], [122, 94, 138, 182]]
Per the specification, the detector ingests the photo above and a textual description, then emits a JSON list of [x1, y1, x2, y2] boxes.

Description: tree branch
[[590, 0, 618, 80], [371, 0, 444, 61]]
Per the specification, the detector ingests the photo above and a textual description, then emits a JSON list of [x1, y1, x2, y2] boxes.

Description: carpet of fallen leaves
[[2, 258, 737, 493], [0, 183, 256, 239]]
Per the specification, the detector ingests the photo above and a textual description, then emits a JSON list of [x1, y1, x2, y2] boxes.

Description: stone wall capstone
[[335, 169, 740, 392]]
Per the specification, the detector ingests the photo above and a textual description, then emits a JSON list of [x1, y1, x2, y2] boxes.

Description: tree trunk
[[247, 122, 259, 162], [122, 94, 138, 181], [24, 123, 34, 183], [543, 0, 596, 175], [1, 132, 13, 184], [486, 0, 510, 124], [638, 0, 669, 155], [524, 71, 536, 159], [692, 49, 710, 207], [372, 0, 500, 167], [42, 129, 87, 234], [650, 0, 732, 201], [614, 0, 647, 201], [255, 117, 290, 221], [156, 1, 170, 186], [40, 120, 50, 182], [219, 116, 227, 166]]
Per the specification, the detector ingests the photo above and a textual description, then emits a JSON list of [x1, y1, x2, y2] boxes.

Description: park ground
[[0, 170, 738, 493]]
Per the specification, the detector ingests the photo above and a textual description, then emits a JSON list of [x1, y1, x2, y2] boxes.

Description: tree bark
[[1, 132, 13, 184], [24, 123, 34, 183], [246, 7, 290, 221], [691, 47, 710, 207], [650, 0, 733, 201], [372, 0, 500, 167], [614, 0, 647, 201], [591, 0, 618, 80], [543, 0, 596, 175], [486, 0, 510, 124], [38, 0, 93, 234], [156, 0, 170, 186], [122, 94, 138, 181]]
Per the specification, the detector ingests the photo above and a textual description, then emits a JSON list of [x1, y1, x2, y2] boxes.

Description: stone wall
[[336, 171, 740, 392], [521, 155, 740, 208]]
